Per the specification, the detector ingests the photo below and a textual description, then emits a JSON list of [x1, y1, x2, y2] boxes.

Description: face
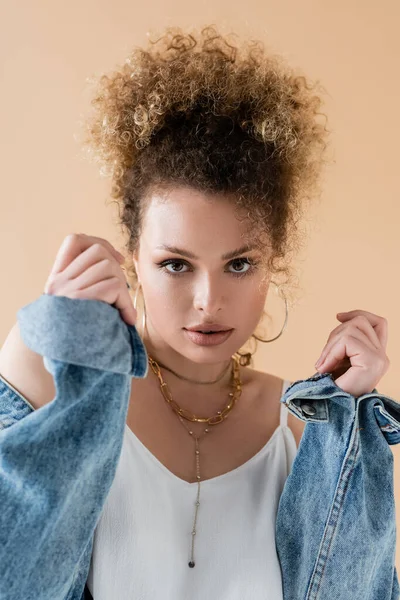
[[132, 186, 271, 365]]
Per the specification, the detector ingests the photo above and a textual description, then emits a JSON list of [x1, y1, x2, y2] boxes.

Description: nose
[[192, 274, 225, 314]]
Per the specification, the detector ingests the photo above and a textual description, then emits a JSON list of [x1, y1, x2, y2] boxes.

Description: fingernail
[[315, 357, 323, 368]]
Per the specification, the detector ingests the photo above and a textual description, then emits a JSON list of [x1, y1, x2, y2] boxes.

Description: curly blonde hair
[[78, 24, 332, 365]]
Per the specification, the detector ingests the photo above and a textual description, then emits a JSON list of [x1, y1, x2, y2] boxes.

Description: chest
[[125, 375, 284, 484]]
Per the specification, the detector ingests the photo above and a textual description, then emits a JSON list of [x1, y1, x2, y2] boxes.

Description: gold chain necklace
[[147, 354, 243, 568], [148, 356, 232, 385]]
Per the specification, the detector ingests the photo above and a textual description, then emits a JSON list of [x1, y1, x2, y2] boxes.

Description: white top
[[87, 379, 297, 599]]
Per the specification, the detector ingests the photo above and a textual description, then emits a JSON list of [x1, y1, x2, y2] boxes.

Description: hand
[[43, 233, 137, 327], [315, 310, 390, 397]]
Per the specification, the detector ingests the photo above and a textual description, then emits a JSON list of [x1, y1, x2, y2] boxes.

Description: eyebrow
[[155, 243, 258, 261]]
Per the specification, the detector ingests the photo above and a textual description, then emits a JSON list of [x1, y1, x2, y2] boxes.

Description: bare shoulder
[[0, 321, 56, 411], [250, 368, 305, 448]]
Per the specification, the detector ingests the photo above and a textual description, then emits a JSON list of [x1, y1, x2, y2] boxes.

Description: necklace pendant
[[148, 354, 242, 570]]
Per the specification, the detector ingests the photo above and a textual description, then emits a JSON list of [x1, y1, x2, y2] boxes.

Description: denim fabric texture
[[0, 293, 399, 599]]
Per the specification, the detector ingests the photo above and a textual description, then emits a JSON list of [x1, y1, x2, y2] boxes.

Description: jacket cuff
[[17, 294, 148, 378]]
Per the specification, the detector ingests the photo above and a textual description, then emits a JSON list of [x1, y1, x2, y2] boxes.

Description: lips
[[183, 328, 234, 346], [185, 326, 232, 333], [189, 329, 231, 333], [188, 329, 230, 333]]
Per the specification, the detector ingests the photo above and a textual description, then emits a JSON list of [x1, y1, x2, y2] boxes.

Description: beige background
[[1, 1, 399, 574]]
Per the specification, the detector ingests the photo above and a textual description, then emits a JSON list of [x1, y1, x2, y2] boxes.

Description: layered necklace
[[147, 354, 243, 568]]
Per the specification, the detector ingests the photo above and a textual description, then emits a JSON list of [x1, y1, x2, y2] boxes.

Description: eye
[[159, 260, 189, 275], [156, 258, 257, 278], [229, 258, 254, 277]]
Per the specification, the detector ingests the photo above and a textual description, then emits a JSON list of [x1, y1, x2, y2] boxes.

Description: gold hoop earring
[[133, 282, 146, 337], [257, 280, 288, 343], [234, 281, 288, 367]]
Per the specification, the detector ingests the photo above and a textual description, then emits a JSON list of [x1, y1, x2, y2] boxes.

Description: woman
[[0, 24, 394, 600], [80, 23, 328, 596], [79, 24, 392, 597]]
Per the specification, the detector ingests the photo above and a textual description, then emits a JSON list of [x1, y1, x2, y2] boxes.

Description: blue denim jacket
[[0, 294, 399, 600]]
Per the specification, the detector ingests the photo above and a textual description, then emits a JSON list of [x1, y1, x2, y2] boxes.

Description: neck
[[139, 320, 251, 416], [140, 334, 254, 418], [143, 335, 234, 386]]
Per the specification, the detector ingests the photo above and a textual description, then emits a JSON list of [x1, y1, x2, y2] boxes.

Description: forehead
[[141, 187, 253, 249]]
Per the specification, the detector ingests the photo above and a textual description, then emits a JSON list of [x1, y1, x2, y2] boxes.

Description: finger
[[316, 326, 377, 369], [58, 244, 123, 286], [50, 233, 123, 278], [337, 310, 388, 350], [62, 257, 119, 290], [317, 334, 373, 373], [321, 315, 382, 362], [324, 337, 380, 397], [49, 234, 81, 276], [343, 315, 381, 350], [82, 234, 125, 264], [62, 268, 137, 326]]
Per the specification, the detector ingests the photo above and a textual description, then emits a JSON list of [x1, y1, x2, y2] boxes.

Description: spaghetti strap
[[280, 380, 292, 428]]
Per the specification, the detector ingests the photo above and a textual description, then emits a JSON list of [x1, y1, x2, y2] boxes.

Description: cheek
[[239, 284, 268, 319], [143, 278, 186, 321], [242, 294, 266, 324], [239, 278, 267, 305], [229, 285, 266, 321]]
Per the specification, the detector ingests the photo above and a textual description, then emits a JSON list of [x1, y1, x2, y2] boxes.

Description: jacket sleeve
[[0, 294, 148, 600], [286, 371, 400, 447], [372, 391, 400, 446]]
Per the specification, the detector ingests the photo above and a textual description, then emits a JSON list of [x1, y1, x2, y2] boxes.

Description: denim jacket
[[0, 294, 399, 600]]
